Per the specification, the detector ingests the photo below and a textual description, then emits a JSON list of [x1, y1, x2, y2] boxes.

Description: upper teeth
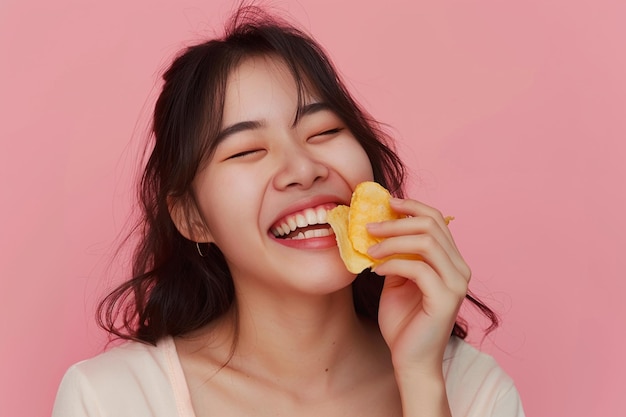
[[272, 207, 330, 237]]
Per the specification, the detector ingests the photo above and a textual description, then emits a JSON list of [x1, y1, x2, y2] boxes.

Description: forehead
[[222, 55, 317, 126]]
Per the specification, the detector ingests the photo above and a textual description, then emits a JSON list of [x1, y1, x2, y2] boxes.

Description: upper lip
[[269, 194, 349, 231]]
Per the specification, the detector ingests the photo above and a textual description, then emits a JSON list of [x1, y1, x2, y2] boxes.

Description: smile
[[271, 204, 336, 240]]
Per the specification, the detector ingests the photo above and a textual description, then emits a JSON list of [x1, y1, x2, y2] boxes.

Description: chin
[[291, 260, 357, 295]]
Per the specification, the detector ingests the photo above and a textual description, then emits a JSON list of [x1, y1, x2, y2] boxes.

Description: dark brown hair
[[98, 6, 497, 345]]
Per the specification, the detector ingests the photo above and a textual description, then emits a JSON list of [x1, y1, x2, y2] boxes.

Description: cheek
[[195, 169, 264, 236], [335, 140, 375, 185], [358, 149, 375, 181]]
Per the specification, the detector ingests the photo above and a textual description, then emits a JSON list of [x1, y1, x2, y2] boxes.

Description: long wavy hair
[[98, 6, 498, 345]]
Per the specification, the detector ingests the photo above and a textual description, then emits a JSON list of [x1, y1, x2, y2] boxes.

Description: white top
[[52, 336, 525, 416]]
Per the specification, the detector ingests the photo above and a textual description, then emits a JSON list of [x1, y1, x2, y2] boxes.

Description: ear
[[167, 195, 213, 243]]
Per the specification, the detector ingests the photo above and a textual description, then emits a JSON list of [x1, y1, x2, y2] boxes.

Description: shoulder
[[443, 336, 508, 382], [69, 337, 171, 380], [52, 337, 184, 417], [443, 337, 526, 416]]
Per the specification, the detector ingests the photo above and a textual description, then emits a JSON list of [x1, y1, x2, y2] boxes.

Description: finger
[[376, 259, 465, 309], [367, 215, 458, 260], [367, 217, 471, 283], [369, 235, 470, 294], [388, 198, 456, 243]]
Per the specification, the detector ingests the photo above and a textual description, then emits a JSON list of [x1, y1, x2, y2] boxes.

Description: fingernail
[[367, 243, 380, 256], [365, 222, 380, 231]]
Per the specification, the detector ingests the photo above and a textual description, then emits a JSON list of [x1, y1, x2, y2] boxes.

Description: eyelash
[[226, 128, 343, 160], [227, 149, 261, 160], [317, 127, 343, 136]]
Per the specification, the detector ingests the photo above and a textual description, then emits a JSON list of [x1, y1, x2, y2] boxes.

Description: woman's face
[[190, 55, 374, 295]]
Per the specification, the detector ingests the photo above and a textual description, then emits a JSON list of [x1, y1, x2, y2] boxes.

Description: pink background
[[1, 0, 624, 416]]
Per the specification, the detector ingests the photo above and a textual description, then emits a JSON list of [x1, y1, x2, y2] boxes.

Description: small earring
[[196, 242, 208, 257]]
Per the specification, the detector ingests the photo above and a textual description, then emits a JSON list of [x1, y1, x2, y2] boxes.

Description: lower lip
[[270, 234, 338, 249]]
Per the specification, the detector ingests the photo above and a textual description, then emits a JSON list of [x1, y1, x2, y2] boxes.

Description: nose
[[272, 142, 329, 190]]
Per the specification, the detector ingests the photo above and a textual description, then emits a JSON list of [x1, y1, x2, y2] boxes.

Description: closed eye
[[317, 127, 343, 136], [307, 127, 344, 144], [308, 127, 344, 142], [227, 149, 263, 160]]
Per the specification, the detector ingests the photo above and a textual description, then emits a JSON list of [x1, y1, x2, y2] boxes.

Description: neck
[[206, 285, 388, 396], [236, 287, 363, 370]]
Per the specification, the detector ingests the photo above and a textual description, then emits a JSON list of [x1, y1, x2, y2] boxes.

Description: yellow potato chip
[[327, 181, 454, 274], [327, 181, 398, 273], [326, 205, 374, 274], [348, 182, 401, 255]]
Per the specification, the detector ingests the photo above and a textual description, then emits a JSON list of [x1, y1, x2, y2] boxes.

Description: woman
[[53, 6, 524, 417]]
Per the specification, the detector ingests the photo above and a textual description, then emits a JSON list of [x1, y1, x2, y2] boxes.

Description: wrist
[[395, 368, 451, 417], [394, 365, 445, 391], [391, 350, 446, 382]]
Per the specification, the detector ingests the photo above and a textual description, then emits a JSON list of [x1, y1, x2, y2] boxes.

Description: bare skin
[[175, 295, 402, 417], [170, 56, 468, 416]]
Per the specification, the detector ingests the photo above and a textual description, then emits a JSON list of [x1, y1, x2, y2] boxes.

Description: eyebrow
[[216, 120, 264, 143], [216, 101, 332, 143], [292, 101, 332, 127]]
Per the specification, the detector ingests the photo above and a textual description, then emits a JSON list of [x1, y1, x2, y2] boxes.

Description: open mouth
[[271, 204, 336, 240]]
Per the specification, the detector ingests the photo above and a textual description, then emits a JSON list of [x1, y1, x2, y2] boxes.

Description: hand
[[366, 197, 470, 377]]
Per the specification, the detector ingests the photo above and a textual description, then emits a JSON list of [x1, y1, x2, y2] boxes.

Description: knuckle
[[444, 287, 465, 306], [422, 215, 439, 230], [457, 279, 469, 296], [461, 264, 472, 282], [420, 234, 437, 250], [431, 207, 445, 221], [449, 284, 468, 302], [449, 272, 469, 297]]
